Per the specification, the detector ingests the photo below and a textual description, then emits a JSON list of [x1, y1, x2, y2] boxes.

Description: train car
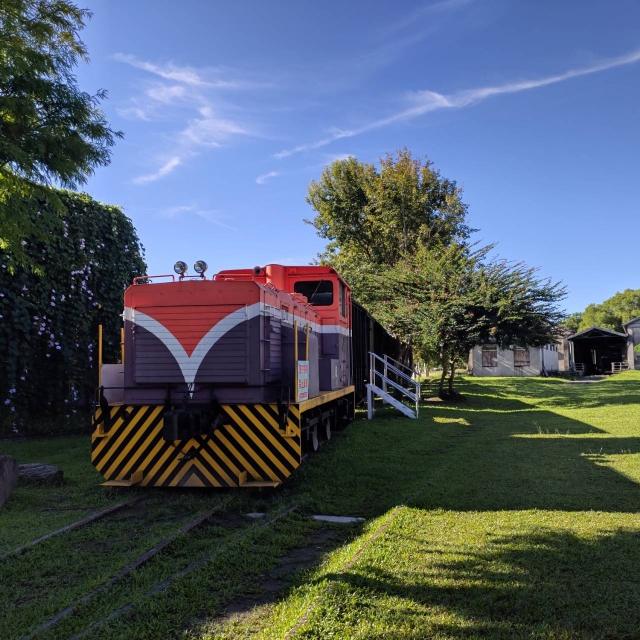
[[92, 262, 398, 489]]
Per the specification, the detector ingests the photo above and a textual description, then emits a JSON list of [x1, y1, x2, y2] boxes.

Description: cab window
[[294, 280, 333, 306]]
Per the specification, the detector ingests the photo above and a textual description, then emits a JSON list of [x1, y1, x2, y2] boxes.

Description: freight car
[[92, 262, 400, 489]]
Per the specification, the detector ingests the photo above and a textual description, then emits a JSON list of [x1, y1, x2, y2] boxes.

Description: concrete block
[[18, 463, 64, 483], [0, 455, 19, 508]]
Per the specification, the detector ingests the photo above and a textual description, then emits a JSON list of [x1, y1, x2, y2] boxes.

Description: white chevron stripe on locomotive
[[123, 301, 352, 386], [124, 303, 262, 387]]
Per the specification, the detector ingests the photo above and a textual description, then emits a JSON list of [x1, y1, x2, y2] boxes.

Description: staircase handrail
[[378, 375, 417, 402], [383, 354, 415, 377], [381, 360, 417, 389], [369, 351, 420, 418], [371, 352, 418, 389]]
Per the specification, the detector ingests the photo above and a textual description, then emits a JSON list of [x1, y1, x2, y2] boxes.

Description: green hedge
[[0, 190, 145, 434]]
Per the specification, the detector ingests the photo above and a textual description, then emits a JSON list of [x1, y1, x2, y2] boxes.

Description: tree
[[306, 149, 472, 305], [562, 312, 582, 334], [577, 289, 640, 333], [0, 0, 121, 265], [370, 244, 566, 397]]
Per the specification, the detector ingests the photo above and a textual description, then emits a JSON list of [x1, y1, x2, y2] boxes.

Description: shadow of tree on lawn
[[320, 525, 640, 639]]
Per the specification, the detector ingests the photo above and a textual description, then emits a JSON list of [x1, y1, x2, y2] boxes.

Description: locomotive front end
[[91, 263, 356, 489]]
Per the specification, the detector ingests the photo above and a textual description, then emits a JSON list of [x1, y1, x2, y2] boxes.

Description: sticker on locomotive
[[297, 360, 310, 402]]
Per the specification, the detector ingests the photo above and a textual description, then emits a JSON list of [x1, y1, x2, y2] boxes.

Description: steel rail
[[0, 496, 146, 561], [68, 503, 300, 640], [19, 499, 228, 640]]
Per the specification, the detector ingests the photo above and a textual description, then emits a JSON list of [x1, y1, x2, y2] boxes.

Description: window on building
[[514, 347, 530, 367], [339, 281, 346, 317], [294, 280, 333, 306], [482, 345, 498, 367]]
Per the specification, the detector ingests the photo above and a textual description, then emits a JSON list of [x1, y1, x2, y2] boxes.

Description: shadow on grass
[[284, 374, 640, 516], [320, 525, 640, 638], [468, 373, 640, 410]]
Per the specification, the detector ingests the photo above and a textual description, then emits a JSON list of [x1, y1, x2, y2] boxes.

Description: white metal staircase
[[367, 352, 420, 419]]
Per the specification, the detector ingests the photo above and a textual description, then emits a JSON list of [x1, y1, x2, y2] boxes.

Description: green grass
[[3, 372, 640, 638]]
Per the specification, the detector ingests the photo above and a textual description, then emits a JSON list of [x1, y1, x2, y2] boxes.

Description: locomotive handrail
[[368, 351, 420, 418], [133, 274, 176, 284]]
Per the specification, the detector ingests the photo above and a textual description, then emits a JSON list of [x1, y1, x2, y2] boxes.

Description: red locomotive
[[92, 262, 398, 489]]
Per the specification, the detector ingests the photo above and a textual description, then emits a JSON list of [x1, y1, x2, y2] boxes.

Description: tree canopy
[[564, 289, 640, 334], [0, 0, 121, 264], [369, 244, 565, 395], [306, 148, 472, 305], [306, 149, 566, 396]]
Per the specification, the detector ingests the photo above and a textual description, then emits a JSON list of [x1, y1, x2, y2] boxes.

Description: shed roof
[[568, 326, 628, 341], [623, 316, 640, 328]]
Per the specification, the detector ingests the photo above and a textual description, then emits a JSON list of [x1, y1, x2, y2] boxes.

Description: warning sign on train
[[297, 360, 309, 401]]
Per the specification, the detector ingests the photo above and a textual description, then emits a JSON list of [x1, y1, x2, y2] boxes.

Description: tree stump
[[0, 456, 19, 507], [18, 463, 64, 484]]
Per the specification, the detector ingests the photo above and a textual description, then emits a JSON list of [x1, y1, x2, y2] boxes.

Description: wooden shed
[[567, 326, 628, 375]]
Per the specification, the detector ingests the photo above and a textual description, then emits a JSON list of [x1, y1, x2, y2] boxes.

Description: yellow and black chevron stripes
[[91, 403, 301, 488]]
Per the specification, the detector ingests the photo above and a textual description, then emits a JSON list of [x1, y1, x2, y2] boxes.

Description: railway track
[[3, 495, 301, 640], [0, 495, 146, 561], [69, 503, 299, 640], [18, 499, 228, 640]]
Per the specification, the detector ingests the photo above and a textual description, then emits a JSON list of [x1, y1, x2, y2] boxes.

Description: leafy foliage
[[0, 190, 145, 433], [562, 311, 583, 334], [576, 289, 640, 333], [370, 244, 566, 395], [306, 148, 472, 306], [306, 148, 566, 394], [0, 0, 122, 265]]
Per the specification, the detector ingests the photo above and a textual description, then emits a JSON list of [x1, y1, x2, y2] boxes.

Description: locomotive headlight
[[174, 261, 188, 276], [194, 260, 208, 275]]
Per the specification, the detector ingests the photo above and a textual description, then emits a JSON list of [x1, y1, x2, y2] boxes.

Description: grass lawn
[[2, 372, 640, 638]]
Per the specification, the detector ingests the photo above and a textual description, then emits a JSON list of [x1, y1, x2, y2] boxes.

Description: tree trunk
[[448, 358, 456, 395], [438, 350, 448, 396]]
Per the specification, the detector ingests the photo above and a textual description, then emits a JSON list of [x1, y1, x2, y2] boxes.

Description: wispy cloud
[[114, 53, 231, 87], [161, 205, 236, 230], [382, 0, 475, 38], [133, 157, 182, 184], [181, 107, 250, 149], [256, 171, 280, 185], [115, 53, 267, 184], [274, 47, 640, 159]]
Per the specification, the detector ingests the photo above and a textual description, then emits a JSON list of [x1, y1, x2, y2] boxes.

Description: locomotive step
[[240, 480, 282, 488], [101, 470, 144, 487], [238, 470, 281, 488]]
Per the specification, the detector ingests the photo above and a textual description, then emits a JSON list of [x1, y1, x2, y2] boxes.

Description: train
[[91, 262, 400, 489]]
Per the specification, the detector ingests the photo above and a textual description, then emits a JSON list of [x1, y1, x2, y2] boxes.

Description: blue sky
[[76, 0, 640, 313]]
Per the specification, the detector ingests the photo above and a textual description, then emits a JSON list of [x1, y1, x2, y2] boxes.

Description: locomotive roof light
[[194, 260, 208, 277], [174, 261, 188, 277]]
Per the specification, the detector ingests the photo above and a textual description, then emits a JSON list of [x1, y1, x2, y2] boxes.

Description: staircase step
[[367, 384, 417, 419]]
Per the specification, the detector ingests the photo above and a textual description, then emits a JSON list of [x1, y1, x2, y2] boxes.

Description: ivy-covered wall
[[0, 190, 146, 434]]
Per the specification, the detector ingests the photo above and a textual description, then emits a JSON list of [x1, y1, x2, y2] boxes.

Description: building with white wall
[[469, 343, 560, 377], [624, 317, 640, 370]]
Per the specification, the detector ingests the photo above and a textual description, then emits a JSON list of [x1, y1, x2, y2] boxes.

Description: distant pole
[[98, 325, 103, 387]]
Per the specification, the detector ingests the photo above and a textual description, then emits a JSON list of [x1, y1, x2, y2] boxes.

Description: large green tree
[[576, 289, 640, 333], [306, 148, 472, 305], [371, 244, 566, 396], [0, 0, 121, 264]]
